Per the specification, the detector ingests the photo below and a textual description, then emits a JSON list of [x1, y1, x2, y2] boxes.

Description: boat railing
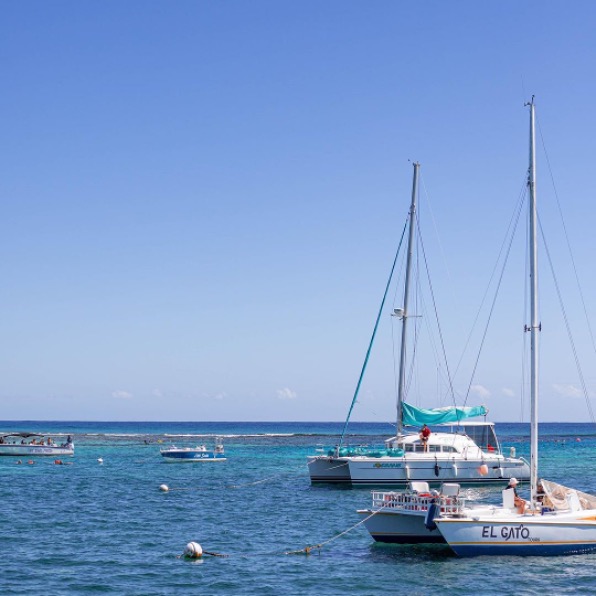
[[371, 491, 465, 515]]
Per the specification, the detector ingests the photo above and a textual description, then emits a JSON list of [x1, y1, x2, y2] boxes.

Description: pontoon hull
[[0, 444, 74, 457]]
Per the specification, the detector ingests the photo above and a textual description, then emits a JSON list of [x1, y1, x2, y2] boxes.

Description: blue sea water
[[1, 421, 596, 595]]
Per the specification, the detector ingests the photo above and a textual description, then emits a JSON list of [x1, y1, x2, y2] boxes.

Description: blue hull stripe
[[451, 543, 596, 557], [371, 534, 446, 544]]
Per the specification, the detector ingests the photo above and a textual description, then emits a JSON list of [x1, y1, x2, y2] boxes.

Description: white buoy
[[98, 458, 104, 464], [159, 484, 169, 492], [184, 542, 203, 559]]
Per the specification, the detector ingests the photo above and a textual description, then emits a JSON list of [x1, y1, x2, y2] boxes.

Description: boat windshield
[[458, 424, 500, 454]]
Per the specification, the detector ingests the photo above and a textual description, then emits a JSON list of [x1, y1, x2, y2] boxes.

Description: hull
[[435, 514, 596, 556], [307, 456, 351, 483], [0, 444, 74, 457], [358, 508, 444, 543], [348, 456, 529, 487], [161, 450, 226, 462]]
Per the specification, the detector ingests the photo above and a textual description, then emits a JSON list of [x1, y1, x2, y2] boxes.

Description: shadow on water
[[369, 541, 455, 562]]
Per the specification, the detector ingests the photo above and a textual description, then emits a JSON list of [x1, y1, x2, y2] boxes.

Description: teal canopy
[[402, 402, 488, 426]]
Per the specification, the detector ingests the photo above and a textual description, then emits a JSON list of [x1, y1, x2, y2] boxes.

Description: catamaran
[[308, 162, 529, 487]]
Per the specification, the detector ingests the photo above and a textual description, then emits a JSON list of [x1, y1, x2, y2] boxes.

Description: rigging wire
[[415, 217, 457, 408], [463, 184, 527, 405], [520, 204, 530, 422], [337, 218, 409, 448], [447, 176, 528, 407], [537, 119, 596, 363], [390, 240, 409, 416], [538, 216, 596, 423], [404, 230, 423, 404], [419, 174, 458, 307]]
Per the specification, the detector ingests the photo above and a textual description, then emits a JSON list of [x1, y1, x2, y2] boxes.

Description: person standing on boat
[[419, 424, 431, 452], [506, 477, 526, 514]]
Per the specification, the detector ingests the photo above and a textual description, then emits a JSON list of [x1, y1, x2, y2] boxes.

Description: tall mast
[[527, 97, 539, 506], [396, 162, 419, 436]]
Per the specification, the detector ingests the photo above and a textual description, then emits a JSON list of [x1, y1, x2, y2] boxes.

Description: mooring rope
[[183, 503, 391, 559]]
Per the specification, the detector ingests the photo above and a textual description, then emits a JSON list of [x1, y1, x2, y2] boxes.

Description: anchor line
[[183, 503, 393, 559]]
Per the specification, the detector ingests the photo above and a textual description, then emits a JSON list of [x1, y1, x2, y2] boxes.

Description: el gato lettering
[[481, 525, 530, 540]]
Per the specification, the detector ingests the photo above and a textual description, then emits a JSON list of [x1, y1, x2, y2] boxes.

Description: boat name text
[[481, 525, 531, 541]]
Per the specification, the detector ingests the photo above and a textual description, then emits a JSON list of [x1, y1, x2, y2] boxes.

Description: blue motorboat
[[160, 438, 226, 462]]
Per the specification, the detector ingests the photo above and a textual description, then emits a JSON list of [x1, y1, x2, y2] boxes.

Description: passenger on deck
[[419, 424, 431, 452], [506, 477, 526, 514]]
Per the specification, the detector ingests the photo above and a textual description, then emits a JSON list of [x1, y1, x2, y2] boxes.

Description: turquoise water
[[2, 421, 596, 595]]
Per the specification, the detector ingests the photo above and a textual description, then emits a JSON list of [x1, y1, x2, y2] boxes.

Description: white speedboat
[[160, 438, 226, 462], [308, 162, 529, 487], [0, 432, 74, 457]]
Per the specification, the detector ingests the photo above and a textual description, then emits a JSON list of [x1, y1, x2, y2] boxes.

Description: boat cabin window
[[460, 424, 500, 454]]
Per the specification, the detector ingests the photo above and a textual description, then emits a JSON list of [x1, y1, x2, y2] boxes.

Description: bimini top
[[402, 402, 488, 427], [0, 432, 44, 439]]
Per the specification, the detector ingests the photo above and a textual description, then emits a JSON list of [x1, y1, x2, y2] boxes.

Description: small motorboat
[[0, 432, 74, 457], [160, 438, 226, 462]]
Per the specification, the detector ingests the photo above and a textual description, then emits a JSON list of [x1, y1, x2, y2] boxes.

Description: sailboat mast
[[396, 162, 419, 437], [527, 98, 539, 506]]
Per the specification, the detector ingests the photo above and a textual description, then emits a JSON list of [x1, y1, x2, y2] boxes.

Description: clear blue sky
[[1, 1, 595, 422]]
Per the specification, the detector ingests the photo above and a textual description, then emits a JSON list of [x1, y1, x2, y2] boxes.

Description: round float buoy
[[478, 464, 488, 476], [159, 484, 169, 492], [54, 459, 63, 465], [184, 542, 203, 559], [98, 458, 104, 464], [27, 460, 34, 465]]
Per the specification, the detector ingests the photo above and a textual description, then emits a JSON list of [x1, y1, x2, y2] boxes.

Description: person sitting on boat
[[506, 477, 526, 514], [419, 424, 431, 452]]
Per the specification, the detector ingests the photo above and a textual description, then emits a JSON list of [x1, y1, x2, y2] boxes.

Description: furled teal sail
[[402, 402, 488, 426]]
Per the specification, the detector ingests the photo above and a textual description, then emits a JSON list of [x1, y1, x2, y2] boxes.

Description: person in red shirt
[[419, 424, 431, 452]]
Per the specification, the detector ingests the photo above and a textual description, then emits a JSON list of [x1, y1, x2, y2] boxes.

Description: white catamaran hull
[[349, 456, 529, 487], [307, 456, 351, 483]]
